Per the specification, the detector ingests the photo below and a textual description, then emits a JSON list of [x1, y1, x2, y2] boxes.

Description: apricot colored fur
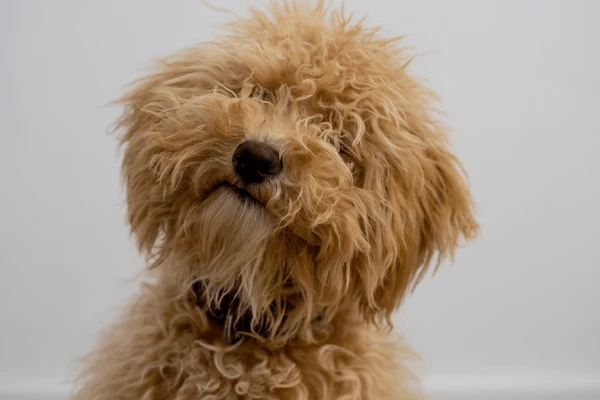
[[73, 2, 477, 399]]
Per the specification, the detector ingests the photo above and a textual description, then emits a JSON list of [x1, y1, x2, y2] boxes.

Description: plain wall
[[1, 0, 599, 396]]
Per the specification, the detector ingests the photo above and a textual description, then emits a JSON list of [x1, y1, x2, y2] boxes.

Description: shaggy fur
[[73, 2, 478, 399]]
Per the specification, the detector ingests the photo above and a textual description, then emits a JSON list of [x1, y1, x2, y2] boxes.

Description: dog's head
[[117, 2, 478, 344]]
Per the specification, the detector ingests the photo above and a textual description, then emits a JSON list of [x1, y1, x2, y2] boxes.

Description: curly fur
[[73, 1, 478, 399]]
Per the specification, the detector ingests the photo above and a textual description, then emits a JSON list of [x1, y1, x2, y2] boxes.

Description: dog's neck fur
[[191, 278, 331, 346], [192, 281, 254, 345]]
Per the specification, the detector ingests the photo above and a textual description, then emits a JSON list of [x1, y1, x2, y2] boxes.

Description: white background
[[1, 1, 599, 399]]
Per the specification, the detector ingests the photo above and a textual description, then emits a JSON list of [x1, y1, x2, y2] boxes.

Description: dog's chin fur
[[73, 1, 478, 399]]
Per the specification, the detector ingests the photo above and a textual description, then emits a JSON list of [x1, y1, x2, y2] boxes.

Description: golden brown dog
[[73, 2, 477, 398]]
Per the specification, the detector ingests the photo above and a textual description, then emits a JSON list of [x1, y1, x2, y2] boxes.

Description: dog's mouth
[[214, 182, 263, 207]]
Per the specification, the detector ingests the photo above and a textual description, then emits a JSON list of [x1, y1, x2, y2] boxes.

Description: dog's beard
[[192, 184, 284, 341], [190, 183, 334, 344], [195, 185, 274, 276]]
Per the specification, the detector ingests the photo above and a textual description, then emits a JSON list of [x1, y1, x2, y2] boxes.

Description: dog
[[73, 2, 478, 399]]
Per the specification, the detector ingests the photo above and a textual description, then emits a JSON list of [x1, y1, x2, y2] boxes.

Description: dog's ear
[[355, 85, 479, 324], [114, 57, 221, 265], [115, 72, 176, 264]]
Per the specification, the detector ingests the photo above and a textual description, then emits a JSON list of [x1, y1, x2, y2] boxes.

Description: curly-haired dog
[[73, 2, 477, 399]]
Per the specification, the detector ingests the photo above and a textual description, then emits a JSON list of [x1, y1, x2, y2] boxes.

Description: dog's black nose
[[233, 141, 281, 184]]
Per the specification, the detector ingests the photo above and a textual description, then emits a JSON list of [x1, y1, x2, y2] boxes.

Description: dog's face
[[117, 4, 477, 344]]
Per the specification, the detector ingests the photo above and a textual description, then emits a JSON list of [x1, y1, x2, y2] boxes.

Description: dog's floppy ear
[[356, 84, 478, 323], [114, 56, 221, 265], [115, 71, 179, 263]]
